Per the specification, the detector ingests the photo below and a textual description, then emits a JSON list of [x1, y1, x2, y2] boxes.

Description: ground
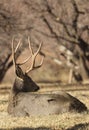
[[0, 84, 89, 130]]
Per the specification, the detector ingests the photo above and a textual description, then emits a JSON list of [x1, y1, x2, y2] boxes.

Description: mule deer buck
[[7, 38, 87, 116]]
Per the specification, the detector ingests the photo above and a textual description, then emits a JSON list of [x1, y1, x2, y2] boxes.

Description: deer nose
[[35, 86, 39, 91]]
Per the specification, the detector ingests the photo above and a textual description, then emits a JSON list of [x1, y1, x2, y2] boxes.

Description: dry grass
[[0, 85, 89, 130]]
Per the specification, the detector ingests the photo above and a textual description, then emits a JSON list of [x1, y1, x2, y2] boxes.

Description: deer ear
[[15, 65, 24, 79]]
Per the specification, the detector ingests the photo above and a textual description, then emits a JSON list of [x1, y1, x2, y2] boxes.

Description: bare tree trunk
[[79, 55, 89, 82]]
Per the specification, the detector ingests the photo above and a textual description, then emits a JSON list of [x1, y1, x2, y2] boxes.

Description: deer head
[[12, 37, 44, 94]]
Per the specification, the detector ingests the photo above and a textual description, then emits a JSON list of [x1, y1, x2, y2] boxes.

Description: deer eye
[[16, 65, 24, 78]]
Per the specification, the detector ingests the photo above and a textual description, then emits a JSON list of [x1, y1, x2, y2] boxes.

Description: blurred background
[[0, 0, 89, 86]]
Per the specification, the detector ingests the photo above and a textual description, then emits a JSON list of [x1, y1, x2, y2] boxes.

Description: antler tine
[[18, 55, 32, 66], [33, 54, 44, 69], [15, 38, 22, 53], [12, 38, 22, 66], [34, 42, 43, 57], [26, 42, 44, 74], [28, 37, 33, 55], [12, 38, 16, 66]]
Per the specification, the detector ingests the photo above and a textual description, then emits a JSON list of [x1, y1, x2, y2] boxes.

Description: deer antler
[[12, 38, 31, 68], [12, 38, 21, 66], [25, 37, 44, 74], [12, 37, 44, 73]]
